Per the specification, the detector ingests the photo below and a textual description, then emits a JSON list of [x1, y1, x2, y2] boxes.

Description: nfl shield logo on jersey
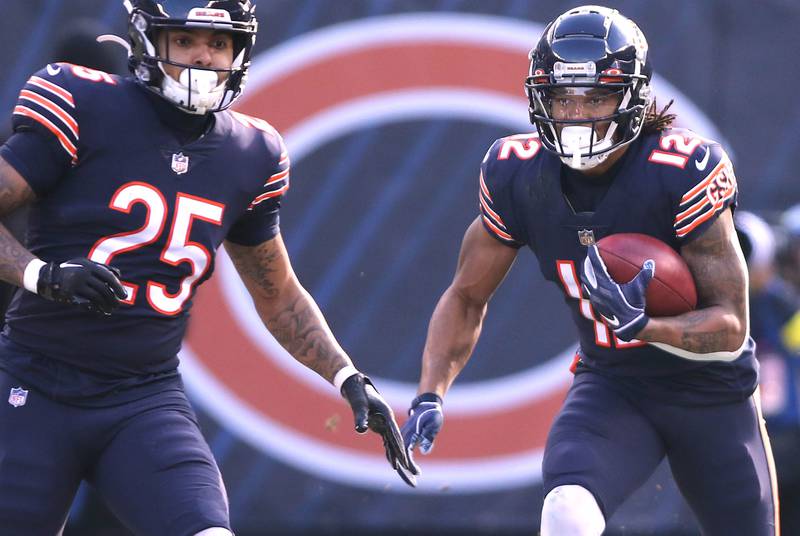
[[8, 387, 28, 407], [578, 229, 596, 246], [171, 152, 190, 175]]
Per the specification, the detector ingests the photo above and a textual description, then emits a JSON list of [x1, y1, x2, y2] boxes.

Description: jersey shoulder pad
[[481, 133, 543, 191], [645, 128, 737, 240], [229, 111, 285, 158], [478, 134, 541, 247], [228, 111, 290, 210], [12, 63, 122, 163], [483, 132, 544, 171]]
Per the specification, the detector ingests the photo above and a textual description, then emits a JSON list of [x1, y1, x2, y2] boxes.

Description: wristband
[[333, 365, 360, 393], [23, 258, 46, 294], [412, 392, 443, 406]]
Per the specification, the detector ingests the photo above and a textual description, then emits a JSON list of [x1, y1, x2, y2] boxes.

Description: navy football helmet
[[125, 0, 257, 114], [525, 6, 652, 169]]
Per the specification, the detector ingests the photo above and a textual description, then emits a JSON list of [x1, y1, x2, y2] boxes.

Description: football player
[[0, 1, 415, 534], [401, 5, 778, 535]]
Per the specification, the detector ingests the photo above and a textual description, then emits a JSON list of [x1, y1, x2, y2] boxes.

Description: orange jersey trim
[[13, 105, 77, 161], [679, 159, 727, 204], [265, 168, 290, 186], [482, 214, 514, 241], [27, 76, 74, 107], [19, 89, 78, 138], [675, 190, 735, 237]]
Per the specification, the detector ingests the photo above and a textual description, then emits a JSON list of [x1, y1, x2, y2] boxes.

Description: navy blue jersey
[[0, 63, 289, 378], [478, 129, 757, 404]]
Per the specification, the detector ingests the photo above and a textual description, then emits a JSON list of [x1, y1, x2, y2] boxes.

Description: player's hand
[[341, 373, 418, 487], [401, 393, 443, 471], [36, 258, 127, 315], [581, 245, 654, 341]]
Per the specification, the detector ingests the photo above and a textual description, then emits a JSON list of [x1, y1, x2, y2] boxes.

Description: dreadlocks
[[642, 98, 677, 134]]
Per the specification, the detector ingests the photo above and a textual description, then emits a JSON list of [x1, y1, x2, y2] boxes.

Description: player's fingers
[[74, 284, 116, 314], [87, 276, 121, 304], [368, 414, 397, 466], [581, 283, 592, 299], [340, 376, 371, 433], [401, 419, 423, 463], [632, 259, 655, 288], [105, 263, 122, 279], [587, 244, 601, 265], [396, 463, 418, 487], [82, 278, 121, 312], [420, 422, 441, 442], [108, 278, 128, 300], [382, 433, 417, 487], [405, 443, 421, 475], [371, 411, 411, 470], [90, 264, 128, 299], [352, 402, 369, 434], [587, 245, 611, 276], [400, 418, 416, 448], [581, 255, 597, 290], [371, 414, 418, 486]]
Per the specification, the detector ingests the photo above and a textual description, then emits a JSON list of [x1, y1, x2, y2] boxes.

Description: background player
[[737, 210, 800, 534], [0, 1, 414, 534], [402, 5, 777, 535]]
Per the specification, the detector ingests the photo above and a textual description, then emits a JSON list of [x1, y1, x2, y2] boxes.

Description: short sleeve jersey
[[477, 129, 756, 405], [0, 63, 291, 377]]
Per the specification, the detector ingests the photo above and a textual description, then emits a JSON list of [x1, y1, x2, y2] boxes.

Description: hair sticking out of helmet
[[125, 0, 258, 114], [525, 5, 653, 170], [642, 98, 677, 134]]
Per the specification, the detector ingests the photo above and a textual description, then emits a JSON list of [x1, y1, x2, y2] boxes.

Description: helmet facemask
[[154, 27, 246, 114], [528, 78, 650, 170]]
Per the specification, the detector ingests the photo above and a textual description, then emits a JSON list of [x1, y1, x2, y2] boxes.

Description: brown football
[[597, 233, 697, 317]]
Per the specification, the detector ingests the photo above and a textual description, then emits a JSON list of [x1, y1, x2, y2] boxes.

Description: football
[[596, 233, 697, 317]]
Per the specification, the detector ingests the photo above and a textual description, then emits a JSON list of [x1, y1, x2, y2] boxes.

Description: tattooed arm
[[0, 156, 37, 287], [227, 234, 419, 485], [635, 208, 748, 358], [224, 234, 352, 382]]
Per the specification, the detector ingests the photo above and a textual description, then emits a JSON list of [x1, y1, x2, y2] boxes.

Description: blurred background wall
[[1, 1, 799, 535]]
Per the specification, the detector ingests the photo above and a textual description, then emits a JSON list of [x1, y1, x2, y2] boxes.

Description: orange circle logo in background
[[182, 13, 723, 493]]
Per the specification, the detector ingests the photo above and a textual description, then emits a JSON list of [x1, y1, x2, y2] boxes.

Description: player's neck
[[142, 86, 214, 145]]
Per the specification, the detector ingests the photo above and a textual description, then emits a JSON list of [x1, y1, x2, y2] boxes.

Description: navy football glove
[[341, 373, 418, 487], [581, 245, 655, 342], [401, 393, 443, 470], [36, 258, 127, 315]]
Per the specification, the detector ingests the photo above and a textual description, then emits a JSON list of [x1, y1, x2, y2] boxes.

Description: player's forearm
[[0, 223, 34, 288], [418, 286, 487, 397], [0, 157, 36, 286], [255, 283, 352, 383], [636, 305, 746, 354], [226, 238, 353, 383]]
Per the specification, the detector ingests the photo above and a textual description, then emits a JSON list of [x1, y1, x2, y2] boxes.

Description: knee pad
[[541, 485, 605, 536], [194, 528, 233, 536]]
